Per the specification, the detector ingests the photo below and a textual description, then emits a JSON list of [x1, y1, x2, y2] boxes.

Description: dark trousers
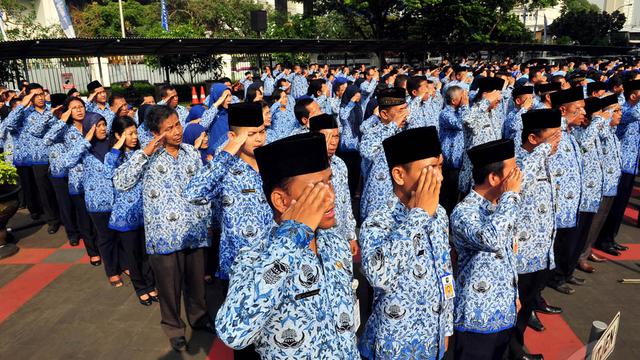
[[551, 225, 581, 285], [118, 228, 155, 296], [572, 212, 595, 275], [533, 269, 551, 308], [580, 197, 614, 262], [454, 328, 511, 360], [31, 164, 59, 226], [50, 177, 79, 240], [149, 248, 208, 339], [509, 270, 547, 357], [441, 168, 461, 215], [16, 165, 41, 215], [70, 194, 98, 257], [598, 173, 635, 247], [88, 212, 119, 277]]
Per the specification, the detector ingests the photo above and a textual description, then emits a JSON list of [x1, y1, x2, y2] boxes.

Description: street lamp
[[615, 3, 632, 12]]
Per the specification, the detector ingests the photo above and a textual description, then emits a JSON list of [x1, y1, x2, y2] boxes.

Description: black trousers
[[149, 248, 208, 339], [509, 270, 547, 357], [118, 228, 155, 296], [16, 165, 41, 215], [581, 197, 614, 262], [454, 328, 511, 360], [598, 173, 635, 247], [551, 226, 581, 285], [571, 212, 595, 276], [88, 212, 119, 277], [533, 269, 551, 308], [31, 164, 59, 226], [441, 168, 461, 215], [70, 194, 99, 257], [50, 177, 79, 241]]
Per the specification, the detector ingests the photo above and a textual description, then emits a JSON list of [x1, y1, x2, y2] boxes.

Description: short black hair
[[407, 76, 427, 96], [472, 160, 505, 185], [394, 74, 409, 89], [275, 78, 289, 89], [146, 105, 177, 133], [108, 94, 126, 104], [521, 128, 545, 145], [26, 83, 43, 93], [159, 85, 176, 98], [294, 98, 314, 125]]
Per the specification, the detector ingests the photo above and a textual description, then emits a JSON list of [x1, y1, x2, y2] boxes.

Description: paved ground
[[1, 195, 639, 360]]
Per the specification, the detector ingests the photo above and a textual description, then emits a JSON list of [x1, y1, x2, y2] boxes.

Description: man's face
[[607, 104, 622, 126], [29, 88, 45, 108], [236, 125, 266, 157], [165, 89, 179, 108], [283, 167, 335, 229], [94, 87, 107, 103], [156, 113, 183, 147], [262, 106, 272, 127], [143, 95, 156, 105], [112, 98, 128, 116], [532, 127, 561, 154], [320, 128, 340, 158], [304, 102, 322, 124], [382, 103, 409, 128], [562, 100, 586, 127], [414, 80, 428, 98]]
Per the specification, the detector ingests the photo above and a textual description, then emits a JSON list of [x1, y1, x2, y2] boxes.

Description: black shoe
[[567, 275, 586, 286], [139, 295, 153, 306], [170, 336, 187, 352], [514, 353, 544, 360], [597, 245, 620, 256], [47, 223, 60, 234], [527, 311, 545, 332], [69, 238, 79, 247], [192, 320, 215, 334], [150, 294, 159, 303], [613, 242, 629, 251], [550, 282, 575, 295], [89, 257, 102, 266], [534, 303, 562, 315]]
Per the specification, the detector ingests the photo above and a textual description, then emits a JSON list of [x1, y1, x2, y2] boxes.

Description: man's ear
[[527, 133, 539, 146], [270, 188, 288, 215], [390, 166, 404, 187]]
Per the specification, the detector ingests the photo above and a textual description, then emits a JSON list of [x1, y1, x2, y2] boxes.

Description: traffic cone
[[199, 86, 206, 104], [191, 86, 199, 105]]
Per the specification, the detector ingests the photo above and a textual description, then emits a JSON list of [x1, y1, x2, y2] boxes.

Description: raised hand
[[113, 131, 127, 150], [194, 131, 206, 150], [20, 92, 36, 107], [280, 182, 333, 232], [410, 167, 442, 216], [60, 108, 73, 122], [501, 167, 523, 194], [223, 130, 248, 155], [143, 133, 165, 156], [84, 124, 96, 142], [351, 92, 361, 103]]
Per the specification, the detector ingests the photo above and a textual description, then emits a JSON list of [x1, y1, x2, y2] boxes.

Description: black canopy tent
[[0, 37, 633, 60]]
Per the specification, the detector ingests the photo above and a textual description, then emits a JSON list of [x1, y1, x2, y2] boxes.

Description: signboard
[[61, 73, 75, 91], [591, 311, 621, 360]]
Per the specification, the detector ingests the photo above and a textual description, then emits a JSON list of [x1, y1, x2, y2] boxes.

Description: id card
[[513, 236, 519, 254], [441, 274, 455, 300], [353, 298, 361, 331]]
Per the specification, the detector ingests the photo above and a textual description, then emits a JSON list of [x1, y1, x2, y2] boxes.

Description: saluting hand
[[409, 166, 442, 217], [351, 93, 361, 103], [281, 182, 333, 232], [87, 91, 97, 103], [546, 130, 562, 155], [223, 130, 248, 155], [20, 92, 36, 107], [85, 124, 96, 142], [143, 133, 165, 156], [113, 131, 127, 150], [194, 131, 206, 150], [501, 167, 523, 194], [60, 108, 72, 122]]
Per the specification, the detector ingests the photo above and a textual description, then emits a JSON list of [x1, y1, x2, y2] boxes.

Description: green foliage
[[561, 0, 600, 14], [0, 153, 18, 186], [0, 0, 63, 40], [71, 0, 160, 37], [0, 59, 22, 86], [110, 81, 155, 96], [549, 10, 626, 45]]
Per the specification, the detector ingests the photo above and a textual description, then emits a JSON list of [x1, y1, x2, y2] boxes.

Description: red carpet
[[0, 248, 56, 265], [0, 263, 72, 324], [525, 313, 585, 360], [207, 338, 233, 360], [592, 243, 640, 261]]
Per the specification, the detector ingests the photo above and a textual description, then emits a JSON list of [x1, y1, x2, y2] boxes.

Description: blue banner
[[161, 0, 169, 31], [53, 0, 76, 38]]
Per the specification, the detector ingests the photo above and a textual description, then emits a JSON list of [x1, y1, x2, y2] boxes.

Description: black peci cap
[[228, 102, 264, 127], [467, 139, 515, 169], [309, 113, 338, 131], [383, 126, 441, 169]]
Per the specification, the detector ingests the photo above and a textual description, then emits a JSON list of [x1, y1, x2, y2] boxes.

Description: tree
[[561, 0, 599, 14], [70, 0, 160, 37], [548, 10, 626, 45], [0, 0, 63, 40]]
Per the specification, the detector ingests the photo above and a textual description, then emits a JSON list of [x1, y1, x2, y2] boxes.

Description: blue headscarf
[[137, 104, 153, 127], [183, 123, 208, 164], [186, 104, 206, 123], [82, 112, 110, 162], [207, 83, 231, 150], [340, 85, 363, 141]]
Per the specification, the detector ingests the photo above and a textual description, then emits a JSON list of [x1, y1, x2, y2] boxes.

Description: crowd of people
[[0, 56, 638, 360]]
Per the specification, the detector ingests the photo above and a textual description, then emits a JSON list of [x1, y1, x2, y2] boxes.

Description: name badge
[[352, 279, 360, 331], [241, 188, 256, 194], [294, 289, 320, 300], [441, 274, 455, 300], [513, 236, 519, 254]]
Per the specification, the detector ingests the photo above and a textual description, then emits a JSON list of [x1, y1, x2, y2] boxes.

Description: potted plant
[[0, 152, 20, 259]]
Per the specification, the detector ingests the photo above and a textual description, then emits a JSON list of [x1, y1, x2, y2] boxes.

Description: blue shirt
[[292, 73, 308, 99], [331, 156, 357, 242], [5, 105, 56, 166], [439, 104, 469, 169], [215, 221, 359, 359], [502, 107, 528, 149], [515, 144, 556, 274], [359, 198, 453, 360], [450, 191, 520, 334], [548, 119, 583, 228], [573, 118, 604, 213], [85, 102, 114, 131], [261, 73, 275, 96], [617, 102, 640, 175], [113, 144, 211, 255], [106, 149, 144, 231], [597, 117, 622, 197], [43, 118, 69, 178], [182, 151, 273, 280]]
